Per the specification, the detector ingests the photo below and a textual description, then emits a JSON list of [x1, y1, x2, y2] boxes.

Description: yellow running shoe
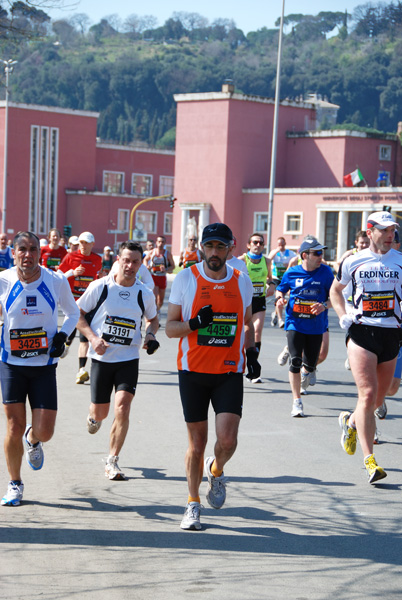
[[338, 411, 357, 455], [364, 454, 387, 484]]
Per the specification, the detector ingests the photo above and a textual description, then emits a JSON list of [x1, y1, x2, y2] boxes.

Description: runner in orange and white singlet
[[178, 236, 202, 269], [143, 235, 175, 316], [166, 222, 259, 531]]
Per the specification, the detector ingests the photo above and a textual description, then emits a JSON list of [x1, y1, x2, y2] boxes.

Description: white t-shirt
[[338, 247, 402, 328], [0, 267, 79, 366], [77, 273, 157, 362], [227, 256, 250, 276]]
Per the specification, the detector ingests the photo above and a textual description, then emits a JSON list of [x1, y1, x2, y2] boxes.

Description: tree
[[69, 13, 91, 35]]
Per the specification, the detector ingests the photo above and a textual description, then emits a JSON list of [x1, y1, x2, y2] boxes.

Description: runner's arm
[[165, 302, 192, 338], [76, 309, 110, 355], [166, 251, 175, 274], [244, 304, 256, 349]]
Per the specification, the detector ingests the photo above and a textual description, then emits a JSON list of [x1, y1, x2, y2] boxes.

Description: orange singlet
[[178, 265, 246, 374]]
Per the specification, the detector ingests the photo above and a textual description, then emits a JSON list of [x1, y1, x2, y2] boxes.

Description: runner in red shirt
[[40, 228, 67, 271], [59, 231, 102, 383]]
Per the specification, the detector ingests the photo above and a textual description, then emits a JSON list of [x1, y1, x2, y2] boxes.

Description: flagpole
[[267, 0, 285, 253]]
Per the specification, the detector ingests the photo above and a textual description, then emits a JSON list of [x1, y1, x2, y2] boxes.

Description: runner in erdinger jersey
[[59, 231, 102, 383], [275, 238, 333, 418], [330, 211, 402, 484], [77, 241, 159, 480], [0, 231, 79, 506], [166, 222, 259, 531]]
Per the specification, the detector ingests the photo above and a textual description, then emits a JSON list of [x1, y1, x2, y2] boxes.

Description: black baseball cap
[[299, 238, 327, 255], [201, 223, 233, 245]]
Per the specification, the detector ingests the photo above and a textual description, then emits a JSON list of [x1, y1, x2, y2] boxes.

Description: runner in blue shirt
[[275, 238, 333, 417]]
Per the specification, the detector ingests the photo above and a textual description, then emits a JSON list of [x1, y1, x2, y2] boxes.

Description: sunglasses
[[308, 250, 323, 256], [251, 240, 264, 245]]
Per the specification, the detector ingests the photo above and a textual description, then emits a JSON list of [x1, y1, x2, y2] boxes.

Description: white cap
[[367, 211, 399, 230], [40, 238, 47, 247], [69, 236, 79, 245], [79, 231, 95, 243], [104, 245, 112, 251]]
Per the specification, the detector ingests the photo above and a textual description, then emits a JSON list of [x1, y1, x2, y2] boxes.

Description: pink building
[[173, 87, 402, 260], [0, 102, 175, 252], [1, 89, 402, 262]]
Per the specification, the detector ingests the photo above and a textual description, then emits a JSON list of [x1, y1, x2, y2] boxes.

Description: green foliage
[[1, 3, 402, 147]]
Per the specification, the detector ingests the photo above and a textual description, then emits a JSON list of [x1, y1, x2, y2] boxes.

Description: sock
[[11, 480, 22, 486], [188, 495, 200, 504], [79, 357, 87, 369], [255, 341, 261, 354], [211, 460, 223, 478]]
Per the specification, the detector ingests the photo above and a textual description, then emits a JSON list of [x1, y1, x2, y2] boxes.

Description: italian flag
[[344, 168, 364, 187]]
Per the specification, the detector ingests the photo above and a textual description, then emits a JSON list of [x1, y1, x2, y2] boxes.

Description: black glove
[[49, 331, 68, 358], [189, 305, 213, 331], [146, 339, 160, 355], [246, 347, 261, 381]]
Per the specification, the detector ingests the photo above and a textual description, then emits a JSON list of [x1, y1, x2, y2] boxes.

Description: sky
[[46, 0, 372, 33]]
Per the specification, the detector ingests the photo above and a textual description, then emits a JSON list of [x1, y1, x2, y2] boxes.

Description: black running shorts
[[347, 323, 400, 364], [178, 370, 243, 423], [90, 358, 139, 404], [251, 296, 266, 314], [0, 362, 58, 410]]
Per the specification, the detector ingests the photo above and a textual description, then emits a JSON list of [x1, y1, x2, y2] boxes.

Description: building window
[[136, 210, 157, 234], [132, 174, 152, 196], [347, 212, 363, 249], [29, 125, 59, 234], [324, 212, 339, 261], [284, 212, 303, 235], [118, 209, 129, 232], [164, 212, 173, 235], [254, 212, 268, 233], [103, 171, 124, 194], [160, 176, 174, 196], [379, 145, 391, 161]]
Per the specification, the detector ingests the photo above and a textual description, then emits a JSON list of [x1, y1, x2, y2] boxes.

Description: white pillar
[[362, 210, 370, 229], [180, 208, 188, 252], [199, 207, 210, 236], [337, 211, 348, 260], [316, 210, 326, 244]]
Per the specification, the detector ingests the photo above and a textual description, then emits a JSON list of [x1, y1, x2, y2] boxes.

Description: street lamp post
[[1, 59, 17, 234], [267, 0, 285, 253]]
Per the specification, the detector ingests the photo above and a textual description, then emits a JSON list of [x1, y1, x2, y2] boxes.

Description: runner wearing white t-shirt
[[77, 241, 159, 480]]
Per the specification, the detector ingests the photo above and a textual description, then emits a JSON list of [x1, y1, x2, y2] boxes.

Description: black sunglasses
[[308, 250, 323, 256]]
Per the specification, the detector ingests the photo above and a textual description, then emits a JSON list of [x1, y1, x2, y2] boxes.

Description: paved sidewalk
[[1, 304, 402, 599]]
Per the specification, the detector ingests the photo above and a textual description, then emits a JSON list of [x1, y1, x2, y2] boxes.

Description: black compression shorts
[[178, 371, 243, 423], [90, 358, 139, 404], [252, 296, 266, 314], [0, 362, 58, 410]]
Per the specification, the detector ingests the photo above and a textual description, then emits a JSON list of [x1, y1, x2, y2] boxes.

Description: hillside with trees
[[1, 2, 402, 148]]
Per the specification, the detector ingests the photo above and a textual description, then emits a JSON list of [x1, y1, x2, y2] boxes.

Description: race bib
[[73, 276, 94, 296], [197, 313, 238, 347], [252, 281, 264, 297], [46, 257, 61, 270], [102, 315, 136, 346], [10, 327, 48, 358], [293, 298, 315, 319], [361, 291, 395, 318]]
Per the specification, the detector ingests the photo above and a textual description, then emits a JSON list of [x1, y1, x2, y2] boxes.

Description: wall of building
[[0, 103, 98, 235]]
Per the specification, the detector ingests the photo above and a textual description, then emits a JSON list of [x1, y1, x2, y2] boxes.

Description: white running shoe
[[309, 369, 317, 386], [23, 425, 44, 471], [375, 401, 387, 420], [271, 311, 278, 327], [301, 369, 315, 391], [251, 376, 262, 384], [1, 481, 24, 506], [76, 367, 89, 384], [291, 399, 304, 417], [278, 319, 285, 328], [87, 415, 102, 434], [204, 456, 227, 509], [180, 502, 202, 530], [60, 343, 70, 359], [277, 345, 290, 366], [104, 456, 126, 480]]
